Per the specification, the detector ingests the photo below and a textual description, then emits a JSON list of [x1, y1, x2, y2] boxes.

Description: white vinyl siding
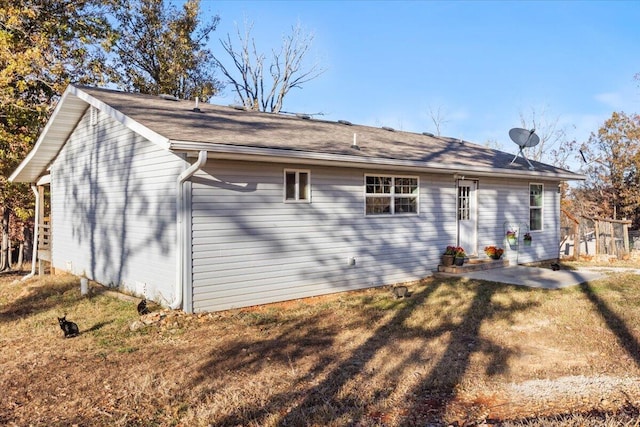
[[190, 162, 452, 312], [50, 107, 185, 303], [190, 163, 563, 312], [475, 178, 560, 264]]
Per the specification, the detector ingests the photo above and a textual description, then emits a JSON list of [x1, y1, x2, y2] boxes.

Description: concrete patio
[[435, 261, 615, 289]]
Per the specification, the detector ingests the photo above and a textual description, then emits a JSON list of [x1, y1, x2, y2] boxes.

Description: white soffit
[[9, 85, 170, 183], [9, 88, 86, 183]]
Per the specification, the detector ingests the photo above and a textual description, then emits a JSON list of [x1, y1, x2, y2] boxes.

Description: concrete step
[[436, 258, 509, 274]]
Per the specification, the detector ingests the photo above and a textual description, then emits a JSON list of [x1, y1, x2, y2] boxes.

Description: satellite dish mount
[[508, 128, 540, 170]]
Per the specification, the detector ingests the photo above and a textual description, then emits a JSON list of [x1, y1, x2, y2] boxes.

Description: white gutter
[[22, 185, 40, 280], [171, 141, 586, 181], [170, 150, 208, 310]]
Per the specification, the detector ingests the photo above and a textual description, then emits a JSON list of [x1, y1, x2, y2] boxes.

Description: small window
[[458, 186, 470, 220], [529, 183, 543, 231], [284, 170, 310, 202], [365, 175, 418, 215]]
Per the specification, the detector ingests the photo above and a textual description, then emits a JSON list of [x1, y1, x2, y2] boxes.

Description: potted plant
[[523, 232, 532, 246], [441, 246, 457, 267], [484, 246, 504, 259], [454, 246, 466, 266], [484, 246, 504, 260], [506, 230, 517, 246]]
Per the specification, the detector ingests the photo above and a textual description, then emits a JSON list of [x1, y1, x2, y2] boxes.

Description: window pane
[[530, 208, 542, 231], [458, 186, 470, 220], [285, 172, 296, 200], [366, 197, 391, 214], [395, 197, 417, 213], [530, 184, 543, 207], [365, 176, 375, 193], [298, 172, 308, 200], [395, 178, 418, 194], [366, 176, 391, 194]]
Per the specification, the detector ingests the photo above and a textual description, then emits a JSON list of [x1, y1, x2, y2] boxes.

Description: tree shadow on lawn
[[404, 281, 531, 425], [0, 275, 108, 324], [579, 282, 640, 368], [193, 279, 539, 426]]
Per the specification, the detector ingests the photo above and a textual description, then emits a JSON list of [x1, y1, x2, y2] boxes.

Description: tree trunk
[[23, 223, 33, 262], [7, 237, 12, 269], [0, 207, 9, 271], [17, 242, 24, 271]]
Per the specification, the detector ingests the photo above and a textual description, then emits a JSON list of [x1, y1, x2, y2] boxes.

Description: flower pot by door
[[454, 257, 464, 266], [441, 255, 454, 267]]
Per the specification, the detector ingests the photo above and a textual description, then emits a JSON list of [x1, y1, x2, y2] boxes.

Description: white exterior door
[[457, 180, 477, 256]]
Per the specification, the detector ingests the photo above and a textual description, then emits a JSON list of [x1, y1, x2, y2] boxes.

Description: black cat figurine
[[57, 316, 79, 338]]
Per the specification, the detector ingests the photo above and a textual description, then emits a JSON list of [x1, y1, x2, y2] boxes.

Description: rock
[[129, 320, 146, 331]]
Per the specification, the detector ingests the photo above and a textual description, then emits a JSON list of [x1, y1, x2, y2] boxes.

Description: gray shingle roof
[[79, 86, 581, 179], [10, 85, 584, 183]]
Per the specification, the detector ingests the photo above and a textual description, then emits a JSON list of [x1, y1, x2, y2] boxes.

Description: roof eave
[[170, 140, 585, 181], [9, 85, 171, 184], [9, 86, 83, 183], [72, 86, 171, 151]]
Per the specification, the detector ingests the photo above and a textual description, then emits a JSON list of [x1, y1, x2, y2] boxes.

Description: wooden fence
[[561, 210, 632, 259]]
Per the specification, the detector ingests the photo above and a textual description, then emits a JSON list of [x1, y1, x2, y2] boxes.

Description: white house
[[9, 85, 584, 312]]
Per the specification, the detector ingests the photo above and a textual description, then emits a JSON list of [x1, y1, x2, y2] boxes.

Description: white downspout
[[170, 150, 207, 310], [22, 185, 40, 280]]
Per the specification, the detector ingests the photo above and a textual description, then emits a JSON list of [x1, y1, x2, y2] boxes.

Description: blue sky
[[200, 0, 640, 157]]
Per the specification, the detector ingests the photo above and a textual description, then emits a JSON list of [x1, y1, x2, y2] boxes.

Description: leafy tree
[[108, 0, 221, 101], [0, 0, 114, 270], [215, 21, 324, 113], [578, 111, 640, 226]]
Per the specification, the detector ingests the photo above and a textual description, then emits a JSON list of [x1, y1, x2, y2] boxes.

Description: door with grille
[[457, 180, 477, 256]]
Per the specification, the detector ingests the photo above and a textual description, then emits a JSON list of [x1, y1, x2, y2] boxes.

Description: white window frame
[[364, 174, 419, 216], [284, 169, 311, 203], [529, 183, 544, 231]]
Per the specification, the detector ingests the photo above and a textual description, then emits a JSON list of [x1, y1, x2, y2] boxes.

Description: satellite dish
[[508, 128, 539, 170]]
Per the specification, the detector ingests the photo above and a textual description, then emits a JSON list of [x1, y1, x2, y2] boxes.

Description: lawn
[[1, 266, 640, 426]]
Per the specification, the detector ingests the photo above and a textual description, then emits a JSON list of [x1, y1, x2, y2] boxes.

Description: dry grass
[[2, 267, 640, 426]]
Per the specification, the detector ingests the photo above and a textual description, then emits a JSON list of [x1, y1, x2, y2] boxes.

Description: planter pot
[[441, 254, 454, 267], [524, 239, 532, 246], [507, 236, 517, 246], [454, 257, 464, 266], [489, 254, 502, 260]]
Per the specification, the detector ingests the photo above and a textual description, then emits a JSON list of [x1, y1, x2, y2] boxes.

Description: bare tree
[[483, 138, 503, 150], [518, 106, 576, 168], [215, 21, 324, 113], [428, 105, 449, 136]]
